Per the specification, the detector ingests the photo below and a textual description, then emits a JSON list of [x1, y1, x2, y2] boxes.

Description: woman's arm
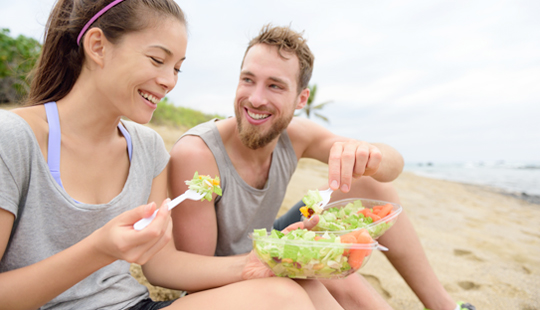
[[0, 200, 171, 310], [0, 208, 115, 310]]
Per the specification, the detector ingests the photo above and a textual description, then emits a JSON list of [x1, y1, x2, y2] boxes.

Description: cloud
[[1, 0, 539, 162]]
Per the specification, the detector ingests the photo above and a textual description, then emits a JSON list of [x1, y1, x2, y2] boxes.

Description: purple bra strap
[[117, 122, 133, 161], [44, 102, 133, 192], [44, 102, 63, 188]]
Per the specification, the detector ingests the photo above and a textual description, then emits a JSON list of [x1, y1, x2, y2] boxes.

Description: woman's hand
[[241, 251, 274, 280], [282, 214, 320, 234], [90, 199, 173, 265], [241, 215, 320, 280]]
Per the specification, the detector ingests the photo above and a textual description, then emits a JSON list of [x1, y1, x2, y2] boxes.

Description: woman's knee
[[262, 278, 315, 309]]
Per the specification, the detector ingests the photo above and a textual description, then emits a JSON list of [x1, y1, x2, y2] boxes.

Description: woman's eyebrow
[[149, 45, 186, 61], [149, 45, 172, 55]]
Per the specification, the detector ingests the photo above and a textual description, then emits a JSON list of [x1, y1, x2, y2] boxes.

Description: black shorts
[[129, 298, 176, 310], [272, 200, 305, 231]]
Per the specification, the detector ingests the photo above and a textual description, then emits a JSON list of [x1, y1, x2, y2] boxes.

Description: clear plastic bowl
[[250, 231, 383, 279], [310, 198, 403, 239]]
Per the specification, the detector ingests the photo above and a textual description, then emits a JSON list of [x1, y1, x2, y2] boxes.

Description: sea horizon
[[404, 160, 540, 204]]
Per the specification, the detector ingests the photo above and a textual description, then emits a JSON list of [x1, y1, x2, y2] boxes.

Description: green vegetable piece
[[253, 228, 267, 237], [302, 190, 323, 208], [184, 171, 222, 202]]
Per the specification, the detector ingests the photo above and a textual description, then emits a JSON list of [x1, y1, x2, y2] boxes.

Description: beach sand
[[0, 108, 535, 308], [132, 125, 539, 309]]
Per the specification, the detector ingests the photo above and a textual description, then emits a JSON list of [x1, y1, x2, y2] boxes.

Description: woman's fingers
[[281, 215, 319, 234], [95, 199, 172, 263]]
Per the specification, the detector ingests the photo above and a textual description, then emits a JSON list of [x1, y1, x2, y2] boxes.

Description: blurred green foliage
[[0, 28, 220, 128], [0, 28, 42, 104], [151, 97, 224, 128], [296, 84, 332, 123]]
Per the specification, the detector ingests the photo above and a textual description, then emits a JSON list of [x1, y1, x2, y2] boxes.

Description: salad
[[311, 198, 402, 239], [299, 189, 325, 218], [185, 171, 222, 201], [251, 228, 377, 279]]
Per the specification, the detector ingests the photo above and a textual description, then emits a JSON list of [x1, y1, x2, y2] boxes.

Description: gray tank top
[[181, 120, 298, 256]]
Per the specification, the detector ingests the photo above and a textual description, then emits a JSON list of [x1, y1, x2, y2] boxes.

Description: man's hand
[[328, 140, 382, 192]]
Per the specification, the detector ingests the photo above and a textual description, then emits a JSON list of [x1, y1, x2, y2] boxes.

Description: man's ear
[[295, 87, 310, 110], [82, 28, 108, 68]]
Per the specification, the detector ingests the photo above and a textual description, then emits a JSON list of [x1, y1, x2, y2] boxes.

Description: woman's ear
[[82, 28, 108, 68]]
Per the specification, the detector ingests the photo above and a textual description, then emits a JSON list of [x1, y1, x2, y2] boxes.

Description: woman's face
[[98, 17, 187, 124]]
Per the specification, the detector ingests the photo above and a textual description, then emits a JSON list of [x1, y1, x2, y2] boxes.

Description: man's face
[[234, 44, 307, 149]]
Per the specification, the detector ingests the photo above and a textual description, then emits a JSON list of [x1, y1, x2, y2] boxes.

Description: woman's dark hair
[[26, 0, 186, 106]]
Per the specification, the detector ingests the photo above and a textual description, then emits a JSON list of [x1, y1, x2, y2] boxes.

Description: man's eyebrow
[[268, 76, 288, 85], [149, 45, 187, 61], [240, 70, 289, 86], [240, 70, 255, 76]]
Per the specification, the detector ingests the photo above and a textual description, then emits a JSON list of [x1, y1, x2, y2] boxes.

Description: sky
[[1, 0, 539, 163]]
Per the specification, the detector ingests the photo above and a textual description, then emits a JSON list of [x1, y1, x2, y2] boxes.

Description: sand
[[0, 108, 536, 309], [134, 125, 540, 309], [280, 159, 540, 309]]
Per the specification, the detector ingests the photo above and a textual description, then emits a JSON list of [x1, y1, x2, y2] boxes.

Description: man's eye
[[242, 77, 252, 83], [270, 84, 281, 89], [151, 57, 164, 64]]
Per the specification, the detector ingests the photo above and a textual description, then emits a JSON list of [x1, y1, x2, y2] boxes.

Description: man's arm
[[287, 117, 404, 191], [168, 135, 220, 256]]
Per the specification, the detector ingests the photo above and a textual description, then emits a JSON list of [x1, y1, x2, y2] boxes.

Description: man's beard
[[236, 106, 294, 150]]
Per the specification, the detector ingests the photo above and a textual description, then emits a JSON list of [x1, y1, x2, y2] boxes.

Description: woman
[[0, 0, 342, 309]]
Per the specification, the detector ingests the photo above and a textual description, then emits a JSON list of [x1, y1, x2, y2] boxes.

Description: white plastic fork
[[134, 189, 205, 231], [318, 188, 334, 209]]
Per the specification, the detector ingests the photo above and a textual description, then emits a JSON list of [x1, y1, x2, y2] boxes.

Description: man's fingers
[[340, 143, 361, 192], [327, 143, 343, 190], [362, 146, 382, 176]]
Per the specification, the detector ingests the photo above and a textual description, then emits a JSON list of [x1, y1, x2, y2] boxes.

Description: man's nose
[[249, 85, 268, 108]]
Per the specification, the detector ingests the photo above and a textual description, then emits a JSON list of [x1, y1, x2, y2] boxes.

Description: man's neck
[[218, 118, 280, 189]]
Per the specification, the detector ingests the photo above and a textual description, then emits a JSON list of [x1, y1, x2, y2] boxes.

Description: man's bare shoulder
[[286, 117, 327, 143], [170, 135, 214, 163]]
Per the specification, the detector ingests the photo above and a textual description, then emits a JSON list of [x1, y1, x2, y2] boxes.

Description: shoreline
[[405, 170, 540, 205]]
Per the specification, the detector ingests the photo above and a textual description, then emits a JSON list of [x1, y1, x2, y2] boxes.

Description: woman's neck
[[56, 74, 123, 143]]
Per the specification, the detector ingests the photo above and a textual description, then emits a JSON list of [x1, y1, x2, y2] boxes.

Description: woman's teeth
[[248, 110, 270, 120], [138, 91, 160, 105]]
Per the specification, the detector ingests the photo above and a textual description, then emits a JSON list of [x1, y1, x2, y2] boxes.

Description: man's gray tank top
[[181, 120, 298, 256]]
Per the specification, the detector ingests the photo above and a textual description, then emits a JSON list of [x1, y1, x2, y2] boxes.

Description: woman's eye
[[174, 68, 181, 74], [151, 57, 164, 65]]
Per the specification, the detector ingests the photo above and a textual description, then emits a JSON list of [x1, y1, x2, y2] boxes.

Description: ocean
[[404, 161, 540, 204]]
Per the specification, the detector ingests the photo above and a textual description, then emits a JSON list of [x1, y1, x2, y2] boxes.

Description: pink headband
[[77, 0, 125, 46]]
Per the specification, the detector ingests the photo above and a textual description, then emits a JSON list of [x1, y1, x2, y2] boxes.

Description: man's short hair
[[242, 24, 314, 93]]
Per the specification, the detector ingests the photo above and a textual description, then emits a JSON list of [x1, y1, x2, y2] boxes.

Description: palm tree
[[296, 84, 332, 123]]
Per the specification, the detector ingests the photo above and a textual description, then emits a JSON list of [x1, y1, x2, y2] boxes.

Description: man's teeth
[[247, 110, 270, 120], [138, 91, 160, 104]]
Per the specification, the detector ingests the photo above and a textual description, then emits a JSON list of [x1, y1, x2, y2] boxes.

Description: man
[[169, 25, 474, 310]]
